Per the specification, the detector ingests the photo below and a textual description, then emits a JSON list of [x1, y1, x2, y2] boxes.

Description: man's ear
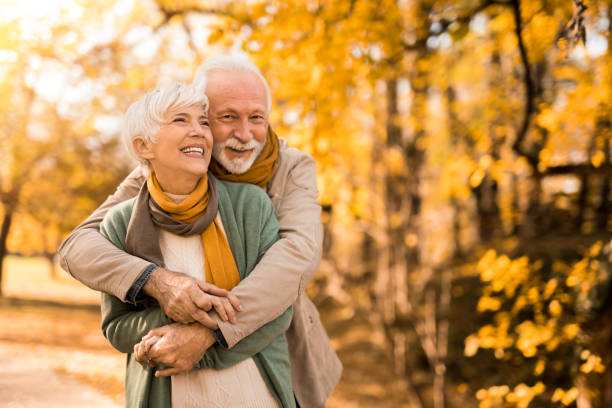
[[133, 137, 155, 160]]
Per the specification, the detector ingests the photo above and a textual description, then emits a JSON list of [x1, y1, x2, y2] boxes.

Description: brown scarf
[[208, 126, 280, 188], [125, 172, 240, 290]]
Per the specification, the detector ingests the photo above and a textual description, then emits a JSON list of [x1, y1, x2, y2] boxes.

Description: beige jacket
[[58, 139, 342, 408]]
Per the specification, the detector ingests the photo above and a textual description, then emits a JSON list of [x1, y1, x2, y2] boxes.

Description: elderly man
[[58, 54, 341, 407]]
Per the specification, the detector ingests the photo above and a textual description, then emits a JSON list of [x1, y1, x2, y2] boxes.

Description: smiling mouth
[[227, 146, 252, 154], [180, 147, 204, 155]]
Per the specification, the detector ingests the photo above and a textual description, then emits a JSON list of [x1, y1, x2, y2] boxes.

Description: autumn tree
[[2, 0, 610, 406]]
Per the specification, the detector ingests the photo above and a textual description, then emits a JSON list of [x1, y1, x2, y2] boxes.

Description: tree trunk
[[0, 210, 15, 296], [474, 177, 501, 241], [576, 174, 589, 232], [596, 136, 610, 232], [44, 252, 57, 280], [373, 75, 426, 408]]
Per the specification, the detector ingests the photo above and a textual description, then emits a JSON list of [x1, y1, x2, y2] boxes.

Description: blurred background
[[0, 0, 611, 407]]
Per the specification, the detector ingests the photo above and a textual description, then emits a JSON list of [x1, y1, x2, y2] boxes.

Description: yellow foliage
[[548, 299, 562, 317], [474, 319, 513, 352], [476, 384, 509, 408], [505, 382, 545, 408], [515, 321, 553, 357], [524, 12, 558, 60], [536, 108, 558, 132], [534, 358, 546, 376], [469, 240, 610, 406], [477, 250, 530, 297], [464, 334, 480, 357], [469, 168, 485, 188], [580, 350, 606, 374], [543, 278, 558, 299], [591, 150, 605, 168], [589, 241, 603, 257], [552, 387, 578, 406], [439, 156, 475, 199], [477, 296, 502, 312], [562, 324, 579, 340], [404, 233, 418, 248], [384, 146, 405, 175]]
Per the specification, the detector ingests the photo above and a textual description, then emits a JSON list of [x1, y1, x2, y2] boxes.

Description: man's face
[[206, 70, 269, 174]]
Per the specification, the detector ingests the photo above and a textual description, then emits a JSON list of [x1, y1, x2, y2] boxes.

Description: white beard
[[212, 137, 266, 174]]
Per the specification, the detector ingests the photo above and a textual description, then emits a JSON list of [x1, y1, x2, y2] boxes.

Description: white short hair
[[122, 82, 208, 173], [192, 53, 271, 112]]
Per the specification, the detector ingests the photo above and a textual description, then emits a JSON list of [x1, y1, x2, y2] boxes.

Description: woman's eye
[[173, 117, 186, 122], [200, 120, 209, 126]]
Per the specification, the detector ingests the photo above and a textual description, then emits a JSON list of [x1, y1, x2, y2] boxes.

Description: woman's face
[[136, 103, 213, 194]]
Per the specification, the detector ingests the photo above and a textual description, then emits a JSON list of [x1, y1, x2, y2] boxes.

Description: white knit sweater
[[159, 193, 280, 408]]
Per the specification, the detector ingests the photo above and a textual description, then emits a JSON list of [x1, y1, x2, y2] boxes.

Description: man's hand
[[134, 323, 216, 376], [142, 268, 242, 329]]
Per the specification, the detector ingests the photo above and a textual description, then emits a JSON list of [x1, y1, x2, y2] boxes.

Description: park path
[[0, 343, 121, 408]]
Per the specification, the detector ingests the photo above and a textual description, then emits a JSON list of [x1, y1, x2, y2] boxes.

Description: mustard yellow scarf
[[209, 126, 280, 188], [146, 173, 240, 290]]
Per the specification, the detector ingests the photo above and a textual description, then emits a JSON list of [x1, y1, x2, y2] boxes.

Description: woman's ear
[[133, 137, 155, 160]]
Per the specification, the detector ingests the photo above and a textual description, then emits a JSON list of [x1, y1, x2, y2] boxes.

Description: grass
[[2, 255, 101, 304]]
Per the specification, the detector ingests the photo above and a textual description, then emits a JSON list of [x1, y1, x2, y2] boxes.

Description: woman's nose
[[190, 121, 207, 136]]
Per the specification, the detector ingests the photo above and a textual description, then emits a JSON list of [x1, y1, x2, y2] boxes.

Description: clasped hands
[[134, 268, 242, 376]]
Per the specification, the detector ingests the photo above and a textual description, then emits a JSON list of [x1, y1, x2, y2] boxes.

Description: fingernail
[[238, 304, 243, 311]]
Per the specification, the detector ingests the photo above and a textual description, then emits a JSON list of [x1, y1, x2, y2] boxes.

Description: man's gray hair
[[122, 82, 208, 173], [192, 53, 272, 112]]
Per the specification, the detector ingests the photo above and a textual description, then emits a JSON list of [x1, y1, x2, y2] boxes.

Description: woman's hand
[[142, 268, 242, 328], [134, 323, 216, 376]]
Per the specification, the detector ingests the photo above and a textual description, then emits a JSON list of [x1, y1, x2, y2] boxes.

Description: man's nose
[[233, 118, 253, 143]]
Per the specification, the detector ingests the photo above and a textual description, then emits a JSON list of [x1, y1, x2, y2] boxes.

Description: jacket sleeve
[[198, 192, 293, 369], [57, 167, 153, 301], [101, 294, 172, 354], [217, 151, 323, 348], [98, 207, 172, 353], [197, 306, 292, 369]]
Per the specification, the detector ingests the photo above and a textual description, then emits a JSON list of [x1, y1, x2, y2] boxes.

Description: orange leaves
[[468, 241, 610, 405], [383, 146, 406, 176], [590, 150, 605, 167], [477, 249, 530, 297], [579, 350, 605, 374], [515, 320, 554, 357], [523, 13, 558, 61], [476, 382, 545, 408], [123, 66, 147, 90], [551, 387, 578, 406], [439, 156, 475, 199]]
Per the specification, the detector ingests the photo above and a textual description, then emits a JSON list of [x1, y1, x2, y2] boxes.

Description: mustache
[[221, 138, 262, 150]]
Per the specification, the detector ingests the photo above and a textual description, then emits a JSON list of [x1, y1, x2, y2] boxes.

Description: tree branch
[[510, 0, 538, 168], [155, 3, 253, 31], [542, 163, 612, 177], [555, 0, 588, 49], [402, 0, 512, 52]]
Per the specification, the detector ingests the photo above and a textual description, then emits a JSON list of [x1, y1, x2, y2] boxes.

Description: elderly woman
[[99, 82, 294, 408]]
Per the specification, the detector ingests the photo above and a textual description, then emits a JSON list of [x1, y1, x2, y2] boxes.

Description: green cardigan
[[99, 179, 295, 408]]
